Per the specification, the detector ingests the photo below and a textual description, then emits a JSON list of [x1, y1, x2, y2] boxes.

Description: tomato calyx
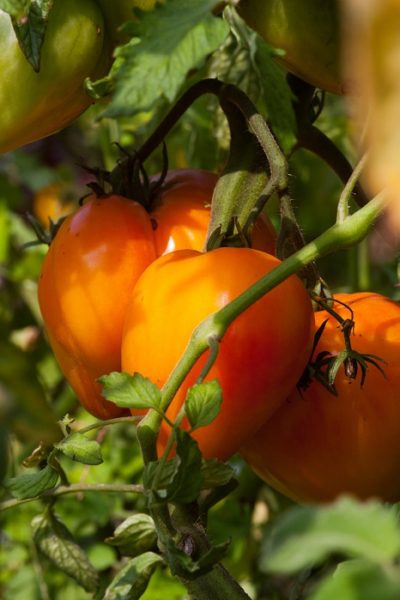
[[299, 296, 387, 394], [25, 212, 67, 247]]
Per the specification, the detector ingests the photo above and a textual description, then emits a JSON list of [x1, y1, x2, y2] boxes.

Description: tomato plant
[[38, 170, 277, 419], [241, 292, 400, 503], [0, 0, 110, 155], [238, 0, 344, 94], [121, 247, 315, 460]]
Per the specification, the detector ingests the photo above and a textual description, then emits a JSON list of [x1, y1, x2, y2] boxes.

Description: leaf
[[100, 372, 161, 410], [254, 36, 297, 156], [261, 497, 400, 575], [55, 432, 103, 466], [32, 513, 99, 592], [0, 0, 30, 19], [106, 514, 157, 557], [100, 0, 229, 117], [200, 459, 235, 489], [311, 559, 400, 600], [6, 465, 59, 500], [12, 0, 54, 72], [167, 431, 203, 504], [185, 380, 222, 430], [104, 552, 163, 600]]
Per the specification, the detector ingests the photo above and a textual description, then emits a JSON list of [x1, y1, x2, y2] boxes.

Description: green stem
[[0, 483, 144, 512], [76, 415, 141, 435], [336, 154, 368, 223]]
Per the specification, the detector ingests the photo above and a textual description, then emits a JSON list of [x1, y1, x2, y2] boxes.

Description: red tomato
[[241, 292, 400, 503], [121, 247, 315, 460], [39, 170, 277, 419]]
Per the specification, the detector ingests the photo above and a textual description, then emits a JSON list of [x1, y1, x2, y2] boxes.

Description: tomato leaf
[[185, 380, 222, 430], [0, 0, 30, 19], [200, 459, 235, 490], [55, 432, 103, 466], [105, 514, 157, 558], [32, 512, 99, 592], [261, 497, 400, 575], [6, 464, 59, 499], [104, 552, 163, 600], [12, 0, 54, 72], [98, 0, 229, 117], [310, 559, 400, 600], [100, 372, 161, 410]]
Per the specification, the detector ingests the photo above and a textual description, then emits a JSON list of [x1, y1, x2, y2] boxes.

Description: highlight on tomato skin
[[121, 246, 315, 461], [240, 292, 400, 504], [38, 169, 277, 420]]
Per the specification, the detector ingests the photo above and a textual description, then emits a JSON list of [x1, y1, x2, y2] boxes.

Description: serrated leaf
[[104, 552, 163, 600], [55, 432, 103, 466], [12, 0, 54, 71], [167, 430, 202, 504], [311, 559, 400, 600], [100, 372, 161, 410], [200, 459, 235, 489], [143, 458, 180, 497], [185, 380, 222, 430], [255, 36, 297, 156], [106, 514, 157, 557], [0, 0, 30, 18], [100, 0, 229, 118], [262, 497, 400, 575], [32, 513, 99, 592], [6, 465, 59, 500]]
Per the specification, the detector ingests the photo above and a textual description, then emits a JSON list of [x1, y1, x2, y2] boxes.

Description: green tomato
[[0, 0, 110, 154], [238, 0, 344, 95]]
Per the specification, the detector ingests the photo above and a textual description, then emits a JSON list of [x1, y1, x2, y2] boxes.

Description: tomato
[[38, 170, 277, 419], [0, 0, 110, 155], [241, 292, 400, 503], [238, 0, 344, 95], [33, 185, 76, 227], [121, 247, 314, 460]]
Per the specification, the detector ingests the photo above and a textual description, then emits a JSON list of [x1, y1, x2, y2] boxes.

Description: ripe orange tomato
[[121, 247, 315, 460], [241, 292, 400, 503], [39, 170, 277, 419]]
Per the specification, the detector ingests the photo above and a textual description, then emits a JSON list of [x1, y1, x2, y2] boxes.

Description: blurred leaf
[[12, 0, 54, 72], [6, 465, 59, 499], [0, 339, 61, 445], [200, 459, 235, 489], [55, 432, 103, 466], [311, 559, 400, 600], [185, 380, 222, 430], [104, 552, 163, 600], [0, 198, 10, 262], [0, 425, 8, 484], [0, 0, 30, 18], [100, 372, 161, 410], [262, 497, 400, 575], [141, 566, 187, 600], [87, 543, 116, 571], [32, 512, 99, 592], [106, 514, 157, 557], [101, 0, 229, 117]]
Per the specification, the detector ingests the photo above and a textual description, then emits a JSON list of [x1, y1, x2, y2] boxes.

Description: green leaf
[[12, 0, 54, 72], [100, 372, 161, 410], [32, 512, 99, 592], [0, 0, 30, 19], [106, 514, 157, 557], [100, 0, 229, 117], [55, 432, 103, 466], [167, 430, 203, 504], [200, 459, 235, 489], [262, 497, 400, 575], [311, 559, 400, 600], [254, 36, 297, 156], [6, 465, 59, 500], [104, 552, 163, 600], [185, 380, 222, 430]]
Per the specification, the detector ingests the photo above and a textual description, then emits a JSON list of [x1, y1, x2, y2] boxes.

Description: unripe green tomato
[[238, 0, 344, 95], [0, 0, 109, 154]]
